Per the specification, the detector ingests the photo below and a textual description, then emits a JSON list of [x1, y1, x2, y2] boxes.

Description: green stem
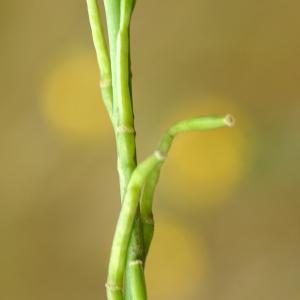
[[115, 2, 147, 300], [86, 0, 114, 123], [115, 0, 135, 127], [140, 165, 161, 258], [107, 114, 234, 299], [103, 0, 120, 119], [107, 155, 160, 297], [128, 260, 147, 300], [87, 3, 236, 300], [103, 1, 146, 299], [140, 114, 235, 259], [125, 215, 146, 300]]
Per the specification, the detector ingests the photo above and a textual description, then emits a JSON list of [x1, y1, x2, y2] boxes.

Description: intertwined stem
[[86, 2, 235, 300], [140, 115, 235, 258], [87, 1, 146, 299], [107, 115, 234, 299]]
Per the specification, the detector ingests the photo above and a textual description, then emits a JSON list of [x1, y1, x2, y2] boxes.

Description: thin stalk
[[140, 114, 235, 258], [87, 0, 145, 299], [114, 1, 146, 300], [86, 0, 114, 123], [103, 0, 146, 299], [128, 260, 147, 300], [86, 3, 236, 300], [107, 115, 234, 300], [115, 0, 135, 125], [103, 0, 120, 118], [140, 165, 161, 258], [125, 215, 145, 300], [107, 155, 160, 299]]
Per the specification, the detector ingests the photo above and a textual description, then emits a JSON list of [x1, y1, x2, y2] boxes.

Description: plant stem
[[107, 115, 234, 300], [140, 115, 235, 258], [103, 0, 120, 119], [87, 2, 235, 300], [140, 165, 161, 258], [124, 214, 145, 300], [107, 155, 159, 299], [115, 0, 135, 126], [102, 0, 147, 299], [86, 0, 114, 123], [115, 1, 147, 300], [128, 260, 147, 300]]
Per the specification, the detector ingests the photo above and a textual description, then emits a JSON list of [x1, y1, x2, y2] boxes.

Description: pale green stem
[[107, 155, 159, 296], [125, 216, 145, 300], [103, 0, 120, 118], [140, 165, 161, 258], [115, 1, 147, 300], [128, 261, 147, 300], [102, 1, 146, 300], [87, 3, 127, 298], [86, 0, 114, 123], [115, 0, 135, 125], [107, 115, 234, 300], [140, 114, 235, 258]]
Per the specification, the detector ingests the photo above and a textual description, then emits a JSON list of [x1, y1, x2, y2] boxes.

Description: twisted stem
[[86, 3, 235, 300], [107, 115, 234, 299], [88, 1, 146, 299], [140, 115, 235, 258]]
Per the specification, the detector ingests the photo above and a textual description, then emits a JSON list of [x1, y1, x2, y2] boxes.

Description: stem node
[[129, 260, 144, 267]]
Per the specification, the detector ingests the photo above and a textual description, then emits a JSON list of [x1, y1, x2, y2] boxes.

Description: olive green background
[[1, 1, 300, 299]]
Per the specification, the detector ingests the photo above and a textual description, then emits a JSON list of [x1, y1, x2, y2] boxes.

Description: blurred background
[[1, 1, 300, 299]]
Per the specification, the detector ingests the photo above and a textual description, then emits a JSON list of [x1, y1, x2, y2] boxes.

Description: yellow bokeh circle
[[161, 96, 252, 209], [41, 49, 111, 141], [145, 215, 208, 300]]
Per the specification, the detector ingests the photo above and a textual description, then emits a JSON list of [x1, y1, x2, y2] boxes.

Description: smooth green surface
[[140, 115, 233, 259], [129, 262, 147, 300], [115, 2, 146, 300], [140, 165, 161, 258], [103, 0, 120, 119], [86, 0, 113, 122], [108, 115, 232, 298], [107, 155, 159, 294], [87, 2, 234, 300], [91, 1, 146, 299]]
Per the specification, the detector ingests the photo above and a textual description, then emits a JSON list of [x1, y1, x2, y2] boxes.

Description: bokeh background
[[1, 1, 300, 299]]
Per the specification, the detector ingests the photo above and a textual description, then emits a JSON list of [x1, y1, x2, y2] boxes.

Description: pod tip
[[224, 114, 235, 127]]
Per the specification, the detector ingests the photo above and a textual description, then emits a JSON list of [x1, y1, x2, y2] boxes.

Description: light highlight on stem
[[86, 0, 114, 122], [88, 2, 144, 299], [115, 0, 135, 125], [107, 155, 159, 297], [86, 3, 236, 300], [141, 114, 235, 257], [107, 115, 234, 297]]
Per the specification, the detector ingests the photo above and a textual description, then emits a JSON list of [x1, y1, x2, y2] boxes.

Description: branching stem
[[140, 115, 235, 258], [107, 115, 234, 299], [86, 2, 235, 300]]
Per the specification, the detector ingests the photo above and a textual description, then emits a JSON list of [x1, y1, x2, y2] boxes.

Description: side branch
[[140, 114, 235, 257], [106, 155, 161, 300], [107, 114, 235, 299]]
